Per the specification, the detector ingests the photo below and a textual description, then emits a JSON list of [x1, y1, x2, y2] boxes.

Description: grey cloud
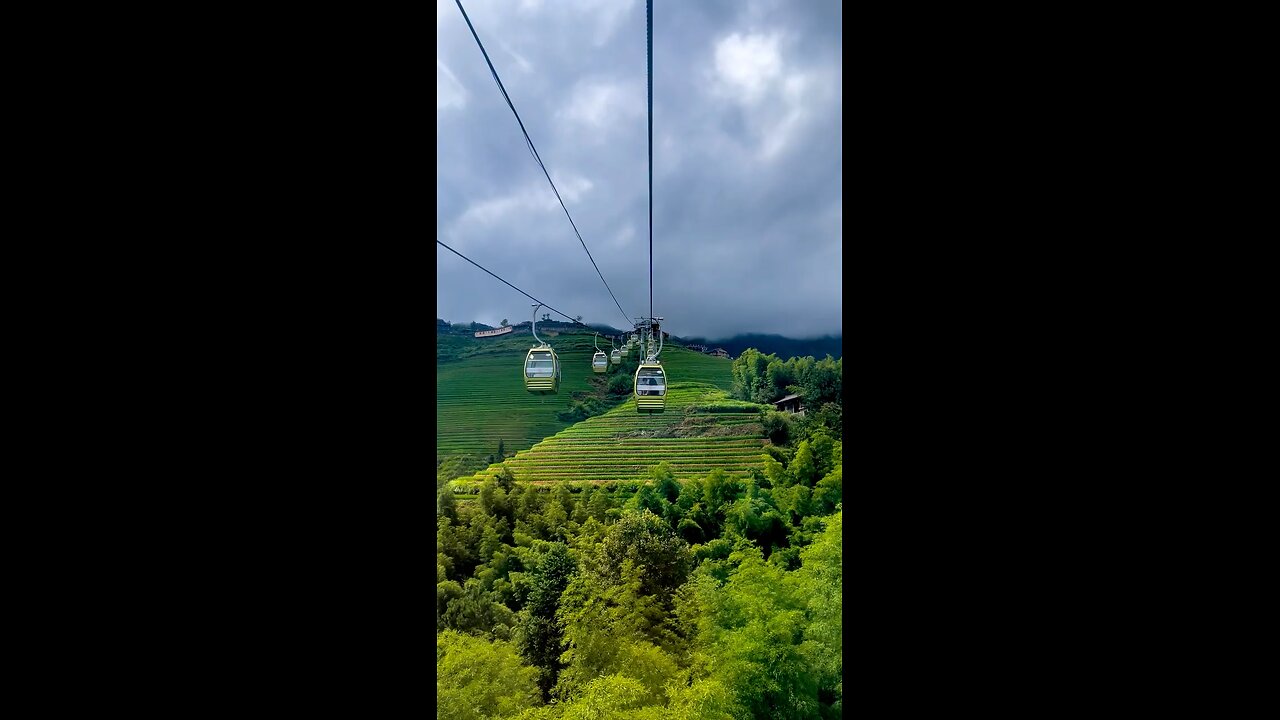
[[437, 0, 841, 340]]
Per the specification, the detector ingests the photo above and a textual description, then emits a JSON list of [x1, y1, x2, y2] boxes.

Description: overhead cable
[[437, 239, 584, 326], [453, 0, 633, 329], [647, 0, 654, 321]]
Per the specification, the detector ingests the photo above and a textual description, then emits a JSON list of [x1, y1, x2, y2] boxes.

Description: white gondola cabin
[[525, 346, 560, 394], [525, 303, 560, 394], [592, 351, 608, 373], [634, 363, 666, 413]]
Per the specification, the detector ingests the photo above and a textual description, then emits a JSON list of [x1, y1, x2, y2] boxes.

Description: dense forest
[[437, 350, 842, 719]]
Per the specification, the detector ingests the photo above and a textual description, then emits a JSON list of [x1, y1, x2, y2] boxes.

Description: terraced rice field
[[455, 381, 769, 487], [437, 332, 736, 459], [437, 332, 602, 457], [655, 344, 735, 387]]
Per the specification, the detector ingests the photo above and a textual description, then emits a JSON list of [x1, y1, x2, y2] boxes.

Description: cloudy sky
[[437, 0, 841, 339]]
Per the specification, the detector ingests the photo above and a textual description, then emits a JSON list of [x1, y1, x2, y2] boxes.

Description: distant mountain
[[673, 333, 842, 360], [583, 323, 629, 337], [436, 319, 840, 358]]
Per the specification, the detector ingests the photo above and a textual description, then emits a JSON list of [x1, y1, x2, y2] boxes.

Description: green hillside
[[437, 330, 599, 459], [437, 330, 736, 463], [453, 380, 770, 488], [658, 342, 735, 386]]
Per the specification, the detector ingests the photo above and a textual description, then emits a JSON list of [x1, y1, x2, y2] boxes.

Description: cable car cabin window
[[636, 369, 666, 395], [526, 353, 556, 377]]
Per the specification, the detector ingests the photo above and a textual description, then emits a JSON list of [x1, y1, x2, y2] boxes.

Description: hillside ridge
[[437, 332, 739, 475], [452, 381, 772, 490]]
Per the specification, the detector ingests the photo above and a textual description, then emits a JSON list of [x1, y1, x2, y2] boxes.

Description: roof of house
[[774, 393, 804, 405]]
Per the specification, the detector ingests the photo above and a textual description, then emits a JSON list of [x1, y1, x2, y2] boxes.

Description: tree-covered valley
[[437, 347, 843, 719]]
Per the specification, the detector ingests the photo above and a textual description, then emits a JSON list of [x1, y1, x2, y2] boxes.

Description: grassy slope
[[437, 331, 735, 459], [454, 383, 767, 487], [454, 368, 768, 488], [437, 330, 598, 458], [659, 342, 736, 387]]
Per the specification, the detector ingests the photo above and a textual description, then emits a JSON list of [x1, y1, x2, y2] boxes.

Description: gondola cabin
[[592, 351, 608, 373], [634, 363, 666, 413], [524, 346, 560, 394], [611, 349, 621, 365]]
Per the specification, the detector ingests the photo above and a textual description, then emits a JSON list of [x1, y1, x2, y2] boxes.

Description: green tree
[[438, 482, 457, 520], [442, 577, 516, 637], [438, 516, 482, 580], [662, 678, 740, 720], [723, 483, 788, 550], [479, 479, 506, 518], [555, 559, 681, 705], [627, 483, 665, 517], [785, 355, 815, 395], [598, 511, 692, 611], [517, 542, 577, 699], [608, 371, 634, 395], [676, 517, 704, 543], [437, 580, 463, 626], [762, 410, 792, 445], [587, 485, 612, 521], [730, 348, 780, 403], [702, 468, 742, 523], [729, 348, 755, 400], [552, 483, 575, 516], [555, 512, 693, 700], [437, 630, 540, 720], [479, 522, 502, 562], [765, 359, 796, 402], [650, 462, 681, 503], [572, 485, 593, 524], [810, 402, 842, 440], [553, 674, 654, 720], [542, 499, 568, 542], [800, 355, 841, 407], [813, 466, 842, 514], [519, 484, 545, 518], [761, 454, 790, 489], [793, 511, 842, 713], [809, 431, 835, 479], [789, 439, 819, 487], [691, 545, 820, 719], [772, 483, 813, 527], [495, 465, 517, 493]]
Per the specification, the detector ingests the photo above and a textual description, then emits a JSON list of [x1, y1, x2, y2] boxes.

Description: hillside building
[[773, 393, 805, 416]]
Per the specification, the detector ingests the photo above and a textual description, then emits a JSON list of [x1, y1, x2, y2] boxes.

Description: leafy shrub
[[607, 372, 634, 395], [437, 630, 539, 718], [762, 410, 792, 445], [762, 444, 791, 465], [684, 402, 766, 413]]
